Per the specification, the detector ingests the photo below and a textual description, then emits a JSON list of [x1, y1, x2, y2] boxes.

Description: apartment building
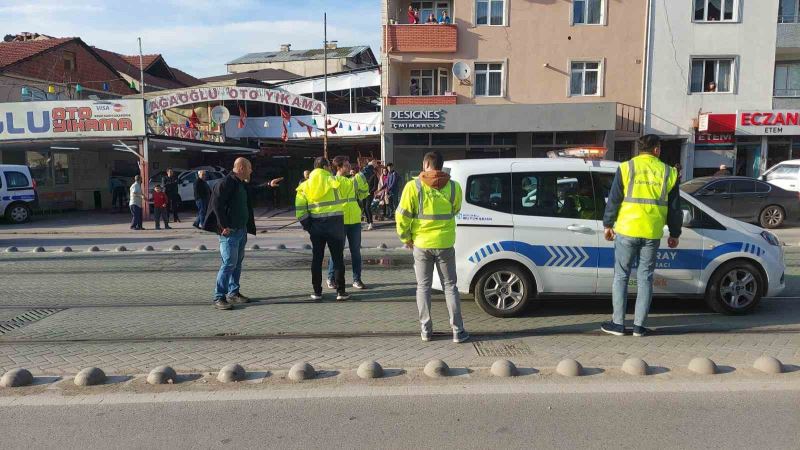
[[381, 0, 649, 176], [645, 0, 783, 179]]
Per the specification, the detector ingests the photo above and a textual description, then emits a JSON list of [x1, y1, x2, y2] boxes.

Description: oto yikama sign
[[389, 109, 446, 129], [145, 87, 326, 115], [737, 110, 800, 135], [0, 100, 145, 141]]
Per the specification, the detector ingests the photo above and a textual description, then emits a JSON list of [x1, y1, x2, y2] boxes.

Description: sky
[[0, 0, 381, 78]]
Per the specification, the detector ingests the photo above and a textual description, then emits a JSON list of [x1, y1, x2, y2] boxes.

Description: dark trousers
[[309, 217, 346, 295], [129, 205, 143, 229], [167, 194, 180, 221], [112, 187, 126, 211], [154, 207, 169, 229], [194, 199, 207, 228], [362, 195, 373, 224]]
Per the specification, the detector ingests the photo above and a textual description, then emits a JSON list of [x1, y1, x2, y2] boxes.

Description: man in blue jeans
[[203, 158, 282, 310], [601, 134, 682, 337], [193, 170, 210, 229]]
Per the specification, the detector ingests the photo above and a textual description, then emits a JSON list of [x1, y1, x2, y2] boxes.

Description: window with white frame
[[410, 69, 435, 96], [476, 0, 505, 26], [475, 63, 504, 97], [690, 58, 734, 93], [694, 0, 738, 22], [775, 62, 800, 97], [573, 0, 604, 25], [570, 61, 601, 96]]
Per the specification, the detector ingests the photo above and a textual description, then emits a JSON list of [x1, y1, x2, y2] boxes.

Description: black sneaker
[[227, 292, 251, 304], [326, 280, 337, 290], [601, 321, 626, 336], [633, 326, 651, 337], [214, 299, 233, 310], [336, 292, 350, 301], [352, 281, 366, 290], [165, 225, 172, 229]]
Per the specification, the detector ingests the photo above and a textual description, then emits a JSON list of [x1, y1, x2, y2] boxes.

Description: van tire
[[5, 202, 32, 224], [474, 263, 535, 318], [705, 260, 763, 315], [759, 205, 784, 229]]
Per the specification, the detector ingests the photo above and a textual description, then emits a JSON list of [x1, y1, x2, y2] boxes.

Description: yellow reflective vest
[[614, 154, 678, 240], [336, 172, 370, 225], [295, 168, 344, 222], [396, 177, 462, 249]]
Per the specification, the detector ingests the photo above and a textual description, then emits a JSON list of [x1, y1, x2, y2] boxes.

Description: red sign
[[696, 132, 734, 145], [698, 113, 736, 133]]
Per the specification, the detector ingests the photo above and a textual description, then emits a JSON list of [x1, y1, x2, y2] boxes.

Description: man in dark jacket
[[162, 168, 181, 222], [193, 170, 211, 229], [386, 163, 400, 218], [203, 158, 282, 310]]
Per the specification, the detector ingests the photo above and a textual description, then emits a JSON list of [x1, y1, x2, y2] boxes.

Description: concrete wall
[[385, 0, 647, 106], [646, 0, 779, 137]]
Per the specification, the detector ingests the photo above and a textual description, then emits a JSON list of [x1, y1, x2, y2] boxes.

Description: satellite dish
[[453, 61, 471, 81], [211, 105, 231, 124]]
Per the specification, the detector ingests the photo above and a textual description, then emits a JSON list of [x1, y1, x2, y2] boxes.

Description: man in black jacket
[[193, 170, 211, 229], [162, 168, 181, 223], [203, 158, 282, 310]]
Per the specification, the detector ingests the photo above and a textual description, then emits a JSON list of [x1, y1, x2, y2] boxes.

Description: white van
[[0, 165, 37, 224], [442, 158, 786, 317], [761, 159, 800, 192]]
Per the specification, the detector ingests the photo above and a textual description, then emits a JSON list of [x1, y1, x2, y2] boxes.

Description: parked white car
[[439, 158, 786, 317], [177, 169, 226, 203], [0, 164, 37, 224], [761, 159, 800, 192]]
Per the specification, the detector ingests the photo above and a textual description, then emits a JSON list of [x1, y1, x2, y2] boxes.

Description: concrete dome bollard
[[302, 244, 312, 250], [753, 356, 783, 374], [142, 245, 155, 252], [288, 362, 316, 381], [377, 243, 388, 249], [275, 244, 287, 250], [147, 366, 178, 385], [424, 360, 450, 378], [249, 244, 260, 251], [622, 358, 649, 376], [5, 246, 18, 253], [490, 359, 518, 378], [195, 245, 207, 251], [115, 246, 127, 252], [60, 247, 73, 253], [74, 367, 106, 386], [169, 245, 181, 251], [0, 368, 34, 387], [357, 361, 384, 379], [88, 246, 100, 252], [217, 364, 246, 383], [556, 359, 583, 377], [33, 247, 45, 253], [688, 357, 718, 375]]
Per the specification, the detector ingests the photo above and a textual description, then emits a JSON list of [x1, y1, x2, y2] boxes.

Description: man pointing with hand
[[601, 135, 682, 337]]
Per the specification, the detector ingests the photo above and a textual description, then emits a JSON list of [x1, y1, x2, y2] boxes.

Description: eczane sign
[[737, 110, 800, 135]]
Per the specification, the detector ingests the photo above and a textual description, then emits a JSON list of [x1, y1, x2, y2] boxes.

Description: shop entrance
[[735, 142, 761, 177], [659, 139, 683, 166]]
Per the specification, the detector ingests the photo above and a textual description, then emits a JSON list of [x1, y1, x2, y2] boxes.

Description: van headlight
[[761, 231, 780, 247]]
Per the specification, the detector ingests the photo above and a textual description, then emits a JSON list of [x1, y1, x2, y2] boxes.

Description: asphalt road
[[3, 384, 799, 449]]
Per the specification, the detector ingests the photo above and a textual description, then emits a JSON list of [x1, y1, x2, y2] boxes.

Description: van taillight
[[32, 179, 37, 190]]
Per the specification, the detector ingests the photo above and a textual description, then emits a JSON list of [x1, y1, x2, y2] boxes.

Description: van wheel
[[474, 264, 534, 317], [6, 203, 32, 224], [759, 205, 784, 229], [705, 261, 763, 315]]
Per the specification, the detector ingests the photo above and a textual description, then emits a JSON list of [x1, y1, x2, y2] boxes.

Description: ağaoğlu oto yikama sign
[[0, 100, 145, 141], [146, 87, 326, 115], [389, 109, 445, 130]]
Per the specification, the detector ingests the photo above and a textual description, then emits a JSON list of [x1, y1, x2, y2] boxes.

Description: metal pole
[[140, 137, 151, 220], [137, 38, 146, 99], [323, 12, 328, 159]]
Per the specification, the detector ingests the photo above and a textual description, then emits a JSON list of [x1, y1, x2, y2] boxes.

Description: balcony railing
[[386, 95, 458, 106], [779, 15, 800, 23], [384, 24, 458, 53], [774, 89, 800, 97]]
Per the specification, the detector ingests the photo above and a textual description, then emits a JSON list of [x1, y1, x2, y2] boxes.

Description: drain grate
[[0, 309, 62, 335], [473, 340, 532, 357]]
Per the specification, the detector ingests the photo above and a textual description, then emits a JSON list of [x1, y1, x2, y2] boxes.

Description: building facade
[[381, 0, 649, 177], [227, 43, 378, 78]]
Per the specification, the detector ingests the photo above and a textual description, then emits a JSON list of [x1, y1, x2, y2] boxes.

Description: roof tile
[[0, 37, 74, 69]]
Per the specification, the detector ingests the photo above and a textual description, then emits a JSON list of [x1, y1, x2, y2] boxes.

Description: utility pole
[[137, 37, 149, 219], [323, 12, 328, 159]]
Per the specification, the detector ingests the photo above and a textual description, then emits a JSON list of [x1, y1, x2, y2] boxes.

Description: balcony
[[384, 24, 457, 53], [778, 15, 800, 50], [386, 94, 458, 106]]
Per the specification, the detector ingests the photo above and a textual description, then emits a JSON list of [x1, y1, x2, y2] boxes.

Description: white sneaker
[[352, 281, 365, 290], [336, 293, 351, 301], [326, 280, 336, 290], [309, 294, 322, 301], [366, 224, 374, 231], [421, 332, 432, 342]]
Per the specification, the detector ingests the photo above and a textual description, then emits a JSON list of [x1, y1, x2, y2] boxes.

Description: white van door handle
[[567, 225, 593, 233]]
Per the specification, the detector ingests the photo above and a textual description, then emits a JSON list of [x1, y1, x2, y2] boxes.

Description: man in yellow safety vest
[[601, 134, 682, 337], [296, 157, 349, 301], [396, 151, 469, 343]]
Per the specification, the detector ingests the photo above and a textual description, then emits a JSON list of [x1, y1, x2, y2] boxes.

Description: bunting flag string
[[237, 104, 247, 129]]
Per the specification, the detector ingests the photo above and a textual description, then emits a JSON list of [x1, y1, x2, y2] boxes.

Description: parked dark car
[[682, 176, 799, 229]]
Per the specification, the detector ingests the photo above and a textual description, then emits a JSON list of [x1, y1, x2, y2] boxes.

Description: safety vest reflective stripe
[[408, 179, 457, 220], [307, 189, 346, 209], [622, 160, 672, 206]]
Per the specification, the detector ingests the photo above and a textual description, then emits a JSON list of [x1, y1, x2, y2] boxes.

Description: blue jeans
[[612, 233, 660, 327], [129, 205, 142, 229], [194, 199, 207, 228], [214, 228, 247, 300], [328, 223, 362, 283]]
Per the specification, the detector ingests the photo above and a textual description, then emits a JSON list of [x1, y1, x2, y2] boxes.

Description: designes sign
[[389, 109, 446, 129]]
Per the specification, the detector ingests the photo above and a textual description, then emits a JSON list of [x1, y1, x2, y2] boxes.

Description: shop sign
[[0, 100, 145, 141], [145, 87, 326, 115], [695, 132, 734, 145], [389, 109, 446, 130], [737, 110, 800, 135]]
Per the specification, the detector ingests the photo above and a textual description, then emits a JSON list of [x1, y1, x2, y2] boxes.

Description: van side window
[[766, 165, 800, 181], [513, 172, 595, 219], [4, 171, 31, 189], [465, 173, 512, 214]]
